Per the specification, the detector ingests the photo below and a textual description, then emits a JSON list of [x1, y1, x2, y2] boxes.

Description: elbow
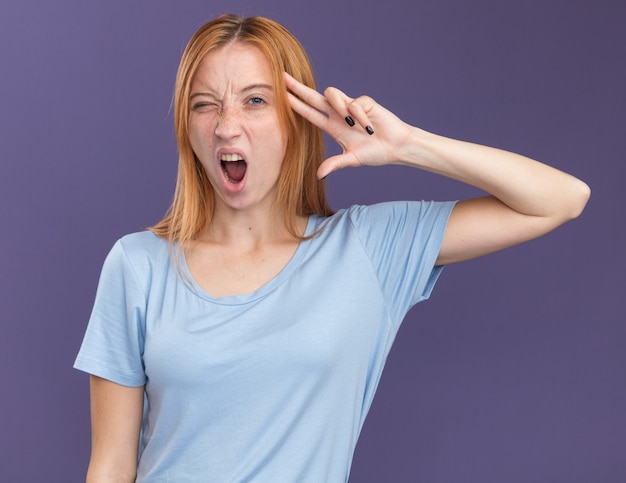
[[568, 179, 591, 220], [559, 178, 591, 223]]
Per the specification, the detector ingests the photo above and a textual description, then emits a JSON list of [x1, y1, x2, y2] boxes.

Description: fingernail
[[365, 125, 374, 135], [345, 116, 355, 127]]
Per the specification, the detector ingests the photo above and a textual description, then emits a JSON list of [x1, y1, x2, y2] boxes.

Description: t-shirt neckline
[[180, 215, 318, 305]]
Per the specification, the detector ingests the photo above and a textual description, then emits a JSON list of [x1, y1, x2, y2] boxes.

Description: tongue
[[223, 160, 246, 182]]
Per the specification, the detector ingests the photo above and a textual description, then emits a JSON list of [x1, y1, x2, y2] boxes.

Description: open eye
[[248, 97, 265, 106]]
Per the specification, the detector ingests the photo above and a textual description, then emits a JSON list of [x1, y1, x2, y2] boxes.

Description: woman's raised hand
[[284, 73, 590, 266], [284, 72, 414, 179]]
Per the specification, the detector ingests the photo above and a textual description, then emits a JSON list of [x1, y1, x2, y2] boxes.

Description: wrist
[[394, 126, 441, 170]]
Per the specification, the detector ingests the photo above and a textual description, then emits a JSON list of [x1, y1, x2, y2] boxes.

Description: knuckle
[[357, 95, 375, 106], [323, 86, 337, 97]]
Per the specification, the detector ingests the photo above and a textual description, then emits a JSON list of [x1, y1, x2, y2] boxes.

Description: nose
[[214, 106, 242, 140]]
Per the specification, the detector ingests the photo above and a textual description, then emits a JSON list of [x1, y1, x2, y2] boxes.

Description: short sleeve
[[349, 201, 455, 325], [74, 239, 148, 387]]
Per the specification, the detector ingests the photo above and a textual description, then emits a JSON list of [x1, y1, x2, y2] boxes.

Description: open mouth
[[221, 153, 247, 184]]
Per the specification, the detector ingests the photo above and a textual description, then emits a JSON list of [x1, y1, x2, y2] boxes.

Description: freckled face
[[188, 42, 287, 214]]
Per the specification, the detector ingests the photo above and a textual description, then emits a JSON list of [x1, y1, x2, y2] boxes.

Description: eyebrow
[[189, 83, 274, 100]]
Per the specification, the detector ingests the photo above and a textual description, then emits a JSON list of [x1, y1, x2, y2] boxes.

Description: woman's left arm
[[284, 73, 590, 265]]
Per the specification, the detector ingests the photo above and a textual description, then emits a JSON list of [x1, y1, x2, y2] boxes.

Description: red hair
[[150, 14, 332, 243]]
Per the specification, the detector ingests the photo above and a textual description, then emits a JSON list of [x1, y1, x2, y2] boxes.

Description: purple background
[[1, 1, 624, 481]]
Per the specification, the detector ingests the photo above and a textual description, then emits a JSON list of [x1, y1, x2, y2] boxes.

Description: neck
[[202, 205, 306, 248]]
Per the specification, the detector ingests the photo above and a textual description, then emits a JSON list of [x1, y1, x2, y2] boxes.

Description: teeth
[[220, 153, 244, 162]]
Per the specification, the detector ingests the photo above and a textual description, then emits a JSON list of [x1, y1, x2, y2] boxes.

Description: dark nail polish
[[345, 116, 355, 127], [365, 125, 374, 135]]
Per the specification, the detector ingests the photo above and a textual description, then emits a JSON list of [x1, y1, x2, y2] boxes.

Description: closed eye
[[191, 101, 219, 111]]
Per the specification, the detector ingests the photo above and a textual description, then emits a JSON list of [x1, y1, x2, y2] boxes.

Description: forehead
[[191, 42, 274, 92]]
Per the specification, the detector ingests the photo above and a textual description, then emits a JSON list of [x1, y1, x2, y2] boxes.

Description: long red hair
[[150, 14, 333, 243]]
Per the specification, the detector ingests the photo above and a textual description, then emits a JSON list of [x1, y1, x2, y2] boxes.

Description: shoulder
[[102, 231, 171, 286], [307, 202, 454, 250], [310, 201, 455, 232], [342, 201, 456, 228], [116, 230, 168, 256]]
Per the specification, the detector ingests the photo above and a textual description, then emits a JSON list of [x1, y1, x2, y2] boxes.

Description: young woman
[[74, 14, 589, 482]]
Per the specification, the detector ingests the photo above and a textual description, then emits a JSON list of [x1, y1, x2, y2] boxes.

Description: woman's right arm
[[86, 375, 144, 483]]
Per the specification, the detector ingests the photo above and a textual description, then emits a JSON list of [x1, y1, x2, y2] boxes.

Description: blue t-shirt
[[74, 201, 455, 482]]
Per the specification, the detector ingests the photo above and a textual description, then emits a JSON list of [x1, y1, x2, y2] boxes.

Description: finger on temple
[[287, 92, 329, 129], [283, 72, 329, 113]]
